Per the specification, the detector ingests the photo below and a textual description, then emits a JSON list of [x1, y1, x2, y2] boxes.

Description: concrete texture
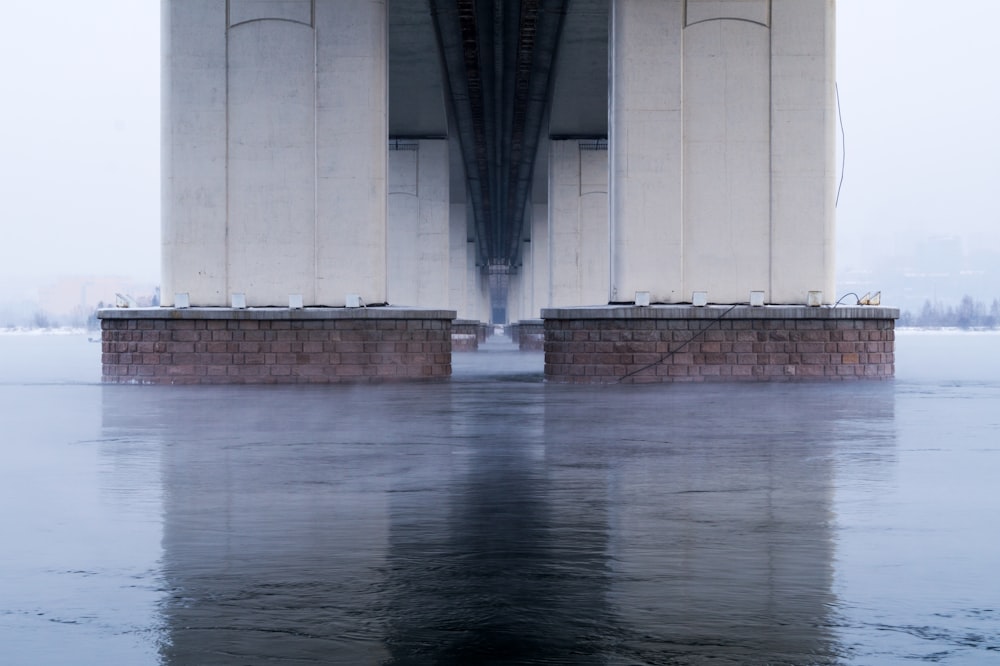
[[160, 0, 851, 359], [162, 0, 387, 308], [609, 0, 836, 306], [549, 140, 609, 307], [388, 140, 451, 308]]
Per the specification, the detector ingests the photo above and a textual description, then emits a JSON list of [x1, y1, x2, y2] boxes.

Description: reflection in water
[[99, 352, 897, 664], [381, 385, 613, 664]]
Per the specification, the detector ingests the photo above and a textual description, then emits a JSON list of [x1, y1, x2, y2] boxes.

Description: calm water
[[0, 330, 997, 665]]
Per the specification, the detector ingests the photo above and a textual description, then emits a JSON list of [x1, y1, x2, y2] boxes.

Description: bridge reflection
[[100, 369, 895, 664]]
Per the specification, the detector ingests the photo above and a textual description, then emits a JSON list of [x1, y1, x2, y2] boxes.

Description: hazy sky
[[0, 1, 998, 285]]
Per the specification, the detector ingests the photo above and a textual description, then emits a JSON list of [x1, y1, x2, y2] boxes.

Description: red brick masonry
[[542, 305, 899, 383], [512, 320, 545, 351], [99, 307, 455, 384], [452, 319, 483, 352]]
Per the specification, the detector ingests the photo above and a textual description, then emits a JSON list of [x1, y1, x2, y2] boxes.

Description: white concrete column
[[388, 140, 450, 307], [548, 140, 609, 307], [162, 0, 388, 307], [530, 202, 549, 314], [161, 0, 228, 306], [683, 5, 771, 303], [315, 1, 387, 306], [609, 0, 684, 303], [507, 271, 522, 324], [520, 226, 534, 319], [449, 203, 468, 316], [227, 7, 316, 306], [770, 0, 837, 304], [609, 0, 835, 305], [465, 238, 484, 322]]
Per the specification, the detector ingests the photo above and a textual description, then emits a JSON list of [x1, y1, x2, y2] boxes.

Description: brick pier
[[99, 308, 455, 384], [542, 306, 899, 383], [451, 319, 483, 352], [510, 319, 545, 351]]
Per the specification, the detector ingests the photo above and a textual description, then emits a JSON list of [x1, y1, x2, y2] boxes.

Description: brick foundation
[[511, 319, 545, 351], [452, 319, 483, 352], [99, 308, 454, 384], [542, 306, 898, 383]]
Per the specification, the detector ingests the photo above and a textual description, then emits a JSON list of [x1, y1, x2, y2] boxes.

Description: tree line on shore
[[898, 296, 1000, 329], [6, 294, 1000, 331]]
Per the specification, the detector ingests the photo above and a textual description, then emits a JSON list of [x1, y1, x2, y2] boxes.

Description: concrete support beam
[[531, 202, 550, 316], [609, 0, 836, 305], [162, 0, 388, 308], [519, 235, 534, 321], [548, 140, 610, 307], [683, 8, 770, 303], [227, 13, 316, 305], [609, 0, 685, 304], [315, 1, 388, 307], [161, 0, 228, 306], [507, 270, 525, 324], [449, 203, 468, 316], [770, 0, 837, 304], [465, 239, 487, 323], [388, 140, 450, 307]]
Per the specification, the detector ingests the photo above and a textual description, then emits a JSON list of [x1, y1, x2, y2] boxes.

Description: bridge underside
[[390, 0, 607, 321], [129, 0, 899, 384]]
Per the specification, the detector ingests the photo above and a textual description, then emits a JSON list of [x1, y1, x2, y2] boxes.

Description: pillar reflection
[[101, 376, 895, 664], [381, 383, 612, 664]]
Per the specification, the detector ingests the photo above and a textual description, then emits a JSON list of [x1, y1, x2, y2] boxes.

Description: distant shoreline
[[2, 326, 999, 337], [0, 327, 91, 336], [897, 327, 1000, 334]]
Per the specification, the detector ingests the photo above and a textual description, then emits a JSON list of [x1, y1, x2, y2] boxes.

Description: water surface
[[0, 330, 997, 664]]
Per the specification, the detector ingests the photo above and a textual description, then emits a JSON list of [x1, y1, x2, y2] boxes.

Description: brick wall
[[543, 313, 896, 383], [101, 314, 452, 384], [515, 320, 545, 351], [452, 320, 481, 352]]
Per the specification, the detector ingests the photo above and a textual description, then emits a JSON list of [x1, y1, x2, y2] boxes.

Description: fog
[[835, 1, 1000, 311], [0, 1, 998, 313], [1, 333, 999, 663], [0, 2, 159, 283]]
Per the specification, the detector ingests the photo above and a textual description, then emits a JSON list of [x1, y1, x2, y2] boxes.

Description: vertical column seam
[[312, 0, 318, 305], [224, 0, 231, 302]]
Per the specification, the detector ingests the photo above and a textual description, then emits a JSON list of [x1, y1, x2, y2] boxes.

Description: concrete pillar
[[609, 0, 684, 304], [770, 0, 837, 304], [388, 140, 450, 307], [531, 202, 549, 314], [507, 271, 524, 324], [315, 2, 388, 306], [162, 0, 387, 307], [520, 230, 534, 319], [548, 140, 609, 306], [161, 0, 228, 306], [608, 0, 835, 305], [449, 203, 468, 316], [682, 4, 771, 303], [511, 199, 542, 321], [465, 238, 485, 322]]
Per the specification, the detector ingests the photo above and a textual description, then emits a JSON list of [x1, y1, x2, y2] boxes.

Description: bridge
[[99, 0, 898, 383]]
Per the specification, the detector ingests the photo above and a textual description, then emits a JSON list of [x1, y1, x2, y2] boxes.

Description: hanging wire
[[836, 81, 846, 207], [618, 304, 740, 383], [832, 292, 861, 308]]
